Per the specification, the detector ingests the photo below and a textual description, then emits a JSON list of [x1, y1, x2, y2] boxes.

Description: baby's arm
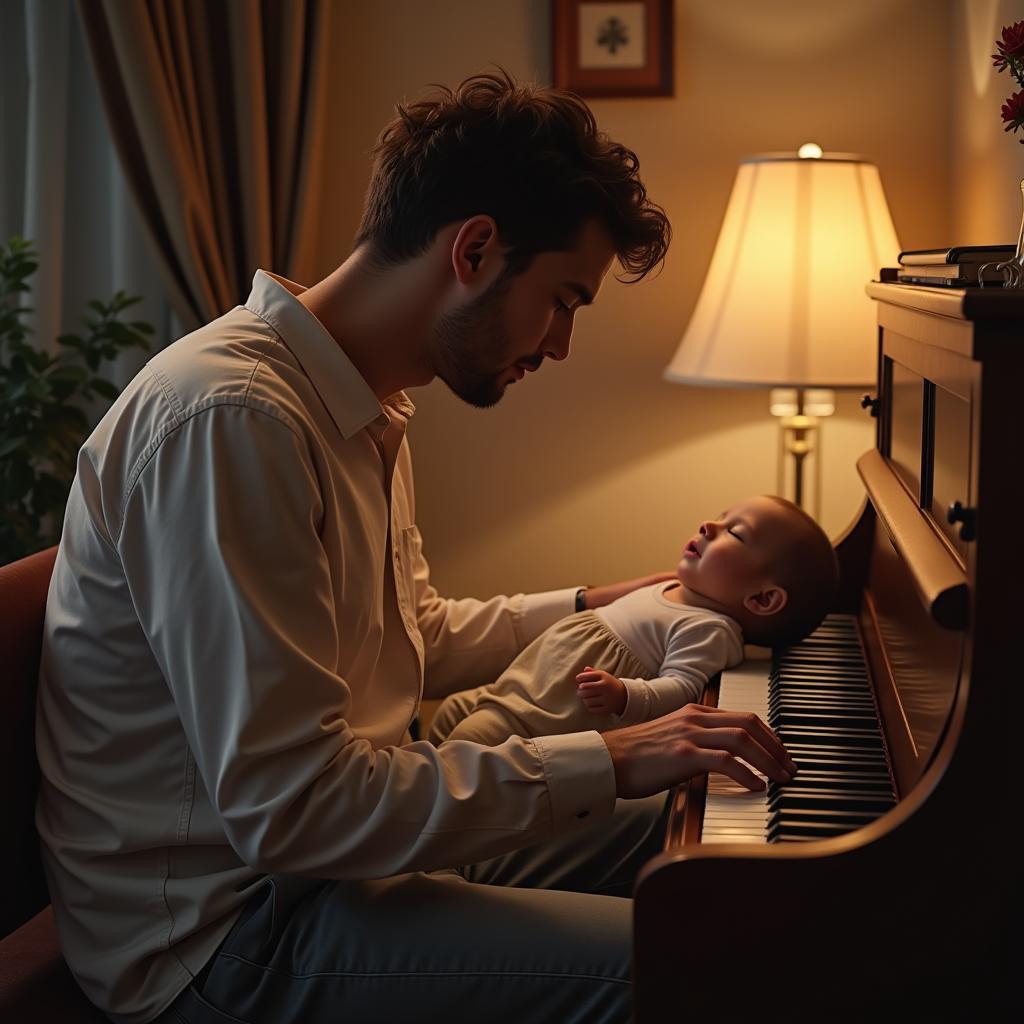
[[612, 671, 704, 724], [613, 623, 742, 724], [575, 666, 628, 715]]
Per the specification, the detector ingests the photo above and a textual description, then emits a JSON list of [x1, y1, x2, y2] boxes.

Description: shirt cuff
[[618, 678, 652, 726], [531, 730, 617, 829], [517, 587, 581, 647]]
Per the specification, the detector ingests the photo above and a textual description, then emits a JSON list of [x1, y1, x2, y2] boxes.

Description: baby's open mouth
[[685, 540, 701, 558]]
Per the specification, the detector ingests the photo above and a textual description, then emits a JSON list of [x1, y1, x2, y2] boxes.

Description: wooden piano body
[[634, 283, 1019, 1020]]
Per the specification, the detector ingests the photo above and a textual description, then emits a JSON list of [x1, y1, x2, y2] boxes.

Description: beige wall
[[312, 0, 976, 599], [951, 0, 1024, 242]]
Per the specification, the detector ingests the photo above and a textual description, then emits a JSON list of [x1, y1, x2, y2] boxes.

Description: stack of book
[[896, 245, 1016, 287]]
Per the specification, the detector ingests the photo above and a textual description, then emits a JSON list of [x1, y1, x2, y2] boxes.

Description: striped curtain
[[76, 0, 331, 331]]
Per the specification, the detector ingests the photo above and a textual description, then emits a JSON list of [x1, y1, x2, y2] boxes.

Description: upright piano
[[634, 281, 1019, 1020]]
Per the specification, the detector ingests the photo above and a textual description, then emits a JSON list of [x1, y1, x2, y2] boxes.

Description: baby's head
[[676, 495, 838, 647]]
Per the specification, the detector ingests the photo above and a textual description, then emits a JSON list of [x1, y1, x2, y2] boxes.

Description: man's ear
[[451, 215, 502, 286], [742, 585, 788, 617]]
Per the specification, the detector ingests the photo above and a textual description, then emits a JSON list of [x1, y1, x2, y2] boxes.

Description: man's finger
[[696, 750, 766, 792], [694, 726, 792, 783], [688, 707, 793, 770]]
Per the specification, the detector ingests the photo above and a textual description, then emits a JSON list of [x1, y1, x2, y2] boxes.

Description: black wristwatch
[[574, 587, 588, 613]]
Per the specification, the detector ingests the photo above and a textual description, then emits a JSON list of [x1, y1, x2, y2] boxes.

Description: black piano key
[[777, 721, 885, 738], [774, 712, 881, 729], [772, 676, 871, 689], [768, 791, 896, 814], [771, 693, 874, 704], [776, 730, 886, 751], [773, 680, 871, 692], [770, 806, 886, 825], [777, 684, 868, 695], [784, 744, 888, 762], [785, 749, 887, 764], [769, 820, 869, 841], [776, 763, 890, 777], [788, 761, 890, 778], [775, 655, 867, 666], [784, 650, 862, 661], [795, 635, 858, 645], [781, 652, 860, 662], [773, 774, 894, 793], [769, 692, 875, 706], [773, 687, 872, 698], [773, 665, 870, 678], [772, 704, 877, 717], [778, 642, 862, 651], [786, 631, 860, 642]]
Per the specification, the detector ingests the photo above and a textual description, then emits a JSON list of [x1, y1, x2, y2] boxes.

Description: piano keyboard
[[702, 615, 897, 844]]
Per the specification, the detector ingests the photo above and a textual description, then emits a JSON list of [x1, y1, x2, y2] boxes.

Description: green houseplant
[[0, 236, 156, 564]]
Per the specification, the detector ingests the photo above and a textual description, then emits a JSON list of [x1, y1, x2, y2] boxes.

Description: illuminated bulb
[[798, 142, 823, 159]]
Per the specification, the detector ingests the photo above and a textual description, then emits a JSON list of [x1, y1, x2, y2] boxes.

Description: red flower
[[1001, 90, 1024, 133], [993, 21, 1024, 70]]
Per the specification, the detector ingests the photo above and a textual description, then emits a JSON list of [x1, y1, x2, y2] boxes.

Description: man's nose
[[543, 317, 573, 362]]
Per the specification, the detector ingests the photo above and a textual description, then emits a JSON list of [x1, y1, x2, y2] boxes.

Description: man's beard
[[432, 272, 517, 409]]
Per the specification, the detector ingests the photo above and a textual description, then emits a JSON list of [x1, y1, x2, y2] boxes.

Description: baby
[[428, 495, 839, 747]]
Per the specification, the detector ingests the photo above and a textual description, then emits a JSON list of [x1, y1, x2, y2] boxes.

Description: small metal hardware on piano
[[634, 282, 1016, 1022]]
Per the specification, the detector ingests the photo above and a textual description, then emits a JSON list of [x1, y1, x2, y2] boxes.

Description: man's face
[[675, 496, 796, 615], [432, 218, 616, 408]]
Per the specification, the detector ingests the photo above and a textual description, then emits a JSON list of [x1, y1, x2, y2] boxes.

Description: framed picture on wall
[[552, 0, 674, 98]]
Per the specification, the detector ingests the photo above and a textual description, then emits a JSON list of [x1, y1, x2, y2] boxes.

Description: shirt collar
[[243, 269, 415, 440]]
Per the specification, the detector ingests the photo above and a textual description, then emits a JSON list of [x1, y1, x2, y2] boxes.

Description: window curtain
[[0, 0, 177, 385], [75, 0, 331, 332]]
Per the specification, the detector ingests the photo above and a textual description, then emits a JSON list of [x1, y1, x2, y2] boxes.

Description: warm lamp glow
[[664, 152, 900, 389], [798, 142, 823, 159]]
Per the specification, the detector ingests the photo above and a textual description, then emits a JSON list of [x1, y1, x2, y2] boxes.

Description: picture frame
[[552, 0, 674, 98]]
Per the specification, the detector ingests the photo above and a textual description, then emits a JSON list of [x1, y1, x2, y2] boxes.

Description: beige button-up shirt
[[35, 270, 617, 1024]]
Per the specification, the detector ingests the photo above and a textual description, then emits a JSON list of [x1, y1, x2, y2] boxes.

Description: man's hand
[[576, 666, 627, 716], [580, 572, 677, 610], [601, 704, 798, 799]]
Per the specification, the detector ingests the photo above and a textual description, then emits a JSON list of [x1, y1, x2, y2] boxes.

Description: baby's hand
[[576, 666, 628, 716]]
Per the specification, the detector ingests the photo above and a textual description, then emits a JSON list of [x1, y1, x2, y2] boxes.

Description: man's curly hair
[[355, 69, 670, 280]]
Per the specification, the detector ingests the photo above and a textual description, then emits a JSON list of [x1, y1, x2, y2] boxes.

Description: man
[[36, 71, 795, 1024]]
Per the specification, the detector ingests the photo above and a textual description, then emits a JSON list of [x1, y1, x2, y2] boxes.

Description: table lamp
[[664, 145, 900, 514]]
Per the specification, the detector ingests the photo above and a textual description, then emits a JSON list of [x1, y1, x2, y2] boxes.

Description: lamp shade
[[664, 152, 900, 389]]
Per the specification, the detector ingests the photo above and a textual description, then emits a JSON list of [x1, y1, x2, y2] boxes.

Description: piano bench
[[0, 906, 108, 1023]]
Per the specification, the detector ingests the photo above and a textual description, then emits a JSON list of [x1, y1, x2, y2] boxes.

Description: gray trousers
[[154, 793, 669, 1024]]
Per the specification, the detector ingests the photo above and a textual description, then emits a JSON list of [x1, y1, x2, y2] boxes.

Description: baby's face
[[675, 496, 794, 615]]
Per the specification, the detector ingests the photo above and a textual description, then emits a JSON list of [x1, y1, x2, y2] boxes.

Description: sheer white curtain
[[1, 0, 178, 386]]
